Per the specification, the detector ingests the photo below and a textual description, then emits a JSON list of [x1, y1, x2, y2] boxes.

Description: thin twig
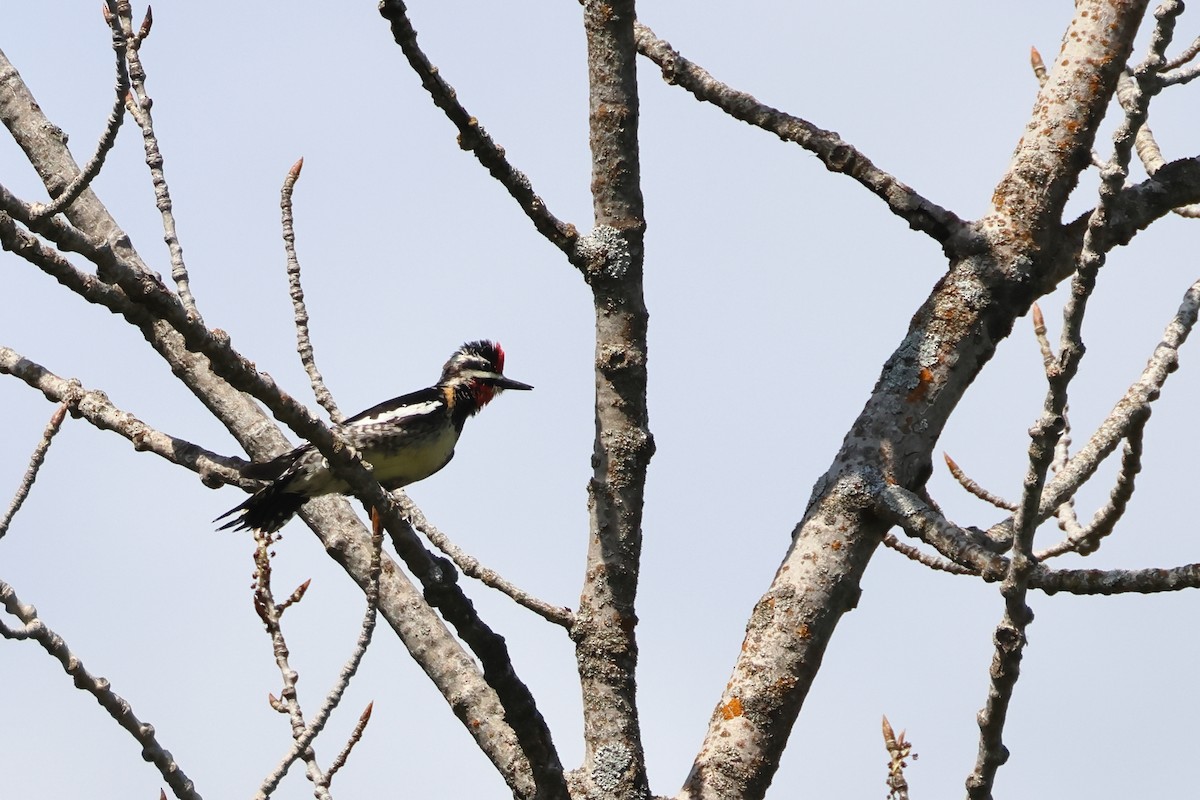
[[1084, 156, 1200, 244], [0, 578, 202, 800], [878, 483, 1009, 580], [1162, 33, 1200, 70], [989, 265, 1200, 541], [944, 453, 1015, 510], [882, 534, 977, 576], [252, 531, 331, 799], [276, 579, 312, 614], [395, 493, 575, 628], [0, 400, 72, 540], [1114, 70, 1200, 217], [878, 482, 1200, 595], [1039, 308, 1084, 538], [116, 3, 201, 319], [377, 0, 580, 260], [28, 5, 128, 222], [325, 702, 374, 784], [1049, 416, 1086, 540], [1038, 420, 1146, 559], [281, 157, 342, 423], [970, 18, 1179, 792], [260, 509, 384, 798], [1160, 61, 1200, 85], [634, 22, 964, 244]]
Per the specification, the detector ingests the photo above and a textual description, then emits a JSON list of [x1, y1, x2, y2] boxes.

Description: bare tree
[[2, 1, 1200, 799]]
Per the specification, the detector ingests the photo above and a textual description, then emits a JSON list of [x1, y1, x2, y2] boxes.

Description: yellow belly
[[366, 423, 460, 488]]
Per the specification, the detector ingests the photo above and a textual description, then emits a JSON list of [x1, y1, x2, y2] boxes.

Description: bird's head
[[440, 340, 533, 411]]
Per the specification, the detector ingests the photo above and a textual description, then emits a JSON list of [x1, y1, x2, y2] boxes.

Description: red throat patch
[[472, 382, 497, 408]]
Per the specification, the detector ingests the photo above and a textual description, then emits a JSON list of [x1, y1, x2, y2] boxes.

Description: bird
[[215, 340, 532, 533]]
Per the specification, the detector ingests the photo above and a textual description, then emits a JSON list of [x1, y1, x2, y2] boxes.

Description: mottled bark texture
[[678, 3, 1153, 798], [571, 2, 654, 799]]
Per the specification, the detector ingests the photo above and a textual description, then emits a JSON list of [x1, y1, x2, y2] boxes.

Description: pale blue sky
[[3, 3, 1198, 798]]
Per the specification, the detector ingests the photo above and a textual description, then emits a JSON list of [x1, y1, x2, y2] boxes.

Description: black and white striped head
[[439, 340, 533, 410]]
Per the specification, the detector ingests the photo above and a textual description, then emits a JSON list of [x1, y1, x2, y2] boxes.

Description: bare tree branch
[[566, 2, 655, 799], [1076, 157, 1200, 258], [251, 532, 331, 798], [28, 5, 128, 222], [381, 516, 566, 800], [1114, 69, 1200, 217], [396, 493, 575, 628], [882, 533, 977, 576], [1163, 32, 1200, 71], [0, 578, 202, 800], [1037, 422, 1145, 559], [114, 2, 201, 319], [679, 4, 1148, 796], [1160, 61, 1200, 85], [0, 345, 248, 488], [971, 13, 1175, 784], [377, 0, 580, 260], [280, 157, 342, 423], [1048, 414, 1086, 541], [633, 21, 965, 245], [989, 277, 1200, 546], [0, 400, 70, 540], [878, 482, 1200, 596], [291, 513, 382, 797]]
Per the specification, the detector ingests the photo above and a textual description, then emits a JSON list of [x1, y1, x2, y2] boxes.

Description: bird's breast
[[363, 422, 461, 489]]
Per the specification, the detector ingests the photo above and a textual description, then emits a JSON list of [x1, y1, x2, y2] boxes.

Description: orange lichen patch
[[906, 367, 934, 403], [829, 540, 842, 551], [720, 698, 744, 720], [797, 623, 811, 639]]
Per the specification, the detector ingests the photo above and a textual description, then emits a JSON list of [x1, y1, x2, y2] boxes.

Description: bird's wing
[[342, 386, 447, 426], [236, 388, 449, 484]]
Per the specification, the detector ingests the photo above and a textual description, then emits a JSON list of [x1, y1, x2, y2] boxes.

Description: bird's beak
[[489, 375, 533, 391]]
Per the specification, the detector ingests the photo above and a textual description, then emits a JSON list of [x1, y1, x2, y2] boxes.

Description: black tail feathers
[[214, 482, 306, 533], [240, 450, 303, 481]]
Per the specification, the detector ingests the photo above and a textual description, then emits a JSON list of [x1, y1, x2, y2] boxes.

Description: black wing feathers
[[341, 386, 443, 425]]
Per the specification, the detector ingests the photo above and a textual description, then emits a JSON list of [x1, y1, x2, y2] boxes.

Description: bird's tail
[[214, 482, 306, 533]]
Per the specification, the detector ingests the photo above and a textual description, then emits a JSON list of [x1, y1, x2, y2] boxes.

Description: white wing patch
[[350, 400, 441, 427]]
